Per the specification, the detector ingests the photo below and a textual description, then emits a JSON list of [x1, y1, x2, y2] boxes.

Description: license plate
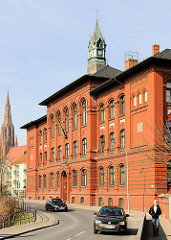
[[104, 225, 115, 229]]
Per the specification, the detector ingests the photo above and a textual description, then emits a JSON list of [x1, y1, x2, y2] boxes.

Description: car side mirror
[[126, 214, 130, 217], [93, 212, 97, 216]]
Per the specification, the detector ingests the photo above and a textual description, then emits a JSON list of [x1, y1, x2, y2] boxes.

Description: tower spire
[[87, 18, 106, 74], [3, 90, 12, 125]]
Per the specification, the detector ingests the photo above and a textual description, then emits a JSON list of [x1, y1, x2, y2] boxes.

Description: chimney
[[152, 44, 160, 56], [124, 52, 138, 71]]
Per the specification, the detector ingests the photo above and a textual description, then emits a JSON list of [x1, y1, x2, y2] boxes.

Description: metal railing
[[0, 200, 37, 229]]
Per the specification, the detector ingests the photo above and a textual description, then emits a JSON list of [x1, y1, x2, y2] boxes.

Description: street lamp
[[114, 141, 130, 213]]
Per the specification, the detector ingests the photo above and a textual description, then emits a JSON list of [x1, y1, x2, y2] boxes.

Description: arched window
[[73, 141, 78, 158], [167, 161, 171, 185], [66, 109, 69, 133], [65, 143, 69, 159], [44, 129, 47, 142], [58, 145, 62, 161], [120, 165, 125, 185], [82, 138, 87, 156], [109, 166, 115, 186], [139, 93, 142, 105], [81, 169, 87, 186], [57, 171, 60, 187], [110, 132, 115, 152], [51, 148, 55, 163], [73, 170, 77, 186], [100, 135, 105, 153], [72, 197, 75, 203], [44, 175, 46, 189], [110, 100, 115, 119], [58, 112, 62, 135], [133, 95, 136, 107], [120, 95, 125, 115], [119, 198, 124, 207], [81, 197, 84, 204], [40, 153, 42, 167], [51, 173, 54, 188], [82, 100, 87, 126], [99, 197, 103, 206], [40, 131, 42, 144], [100, 104, 105, 122], [51, 115, 55, 138], [144, 91, 147, 103], [39, 176, 41, 189], [5, 127, 7, 139], [73, 104, 78, 130], [108, 198, 113, 207], [44, 151, 47, 166], [100, 167, 104, 186], [120, 129, 125, 150]]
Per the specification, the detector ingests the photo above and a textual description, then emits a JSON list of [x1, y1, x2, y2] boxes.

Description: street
[[9, 202, 138, 240]]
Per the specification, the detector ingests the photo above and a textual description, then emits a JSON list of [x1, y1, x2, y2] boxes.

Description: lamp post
[[114, 141, 130, 213]]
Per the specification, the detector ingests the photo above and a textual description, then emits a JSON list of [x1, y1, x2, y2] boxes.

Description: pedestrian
[[149, 200, 162, 237]]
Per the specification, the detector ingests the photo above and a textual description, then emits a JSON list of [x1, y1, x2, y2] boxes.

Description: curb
[[135, 212, 146, 240], [0, 211, 59, 240]]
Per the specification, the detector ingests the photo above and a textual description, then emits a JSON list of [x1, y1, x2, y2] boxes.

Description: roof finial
[[96, 9, 99, 22]]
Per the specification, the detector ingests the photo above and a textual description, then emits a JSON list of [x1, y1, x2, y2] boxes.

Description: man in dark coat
[[149, 200, 162, 237]]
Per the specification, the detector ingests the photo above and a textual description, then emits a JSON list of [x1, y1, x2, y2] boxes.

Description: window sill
[[81, 186, 86, 188], [81, 125, 87, 128], [99, 121, 105, 124], [119, 114, 125, 118], [99, 185, 104, 187], [109, 185, 115, 187], [119, 184, 125, 187], [72, 186, 77, 188], [109, 118, 115, 121]]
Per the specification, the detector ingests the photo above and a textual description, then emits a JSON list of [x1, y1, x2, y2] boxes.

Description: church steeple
[[87, 18, 107, 74], [1, 91, 15, 157]]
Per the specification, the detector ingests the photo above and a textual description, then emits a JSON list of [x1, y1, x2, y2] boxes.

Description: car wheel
[[65, 207, 68, 212], [51, 207, 55, 212], [94, 228, 98, 234], [45, 206, 48, 211]]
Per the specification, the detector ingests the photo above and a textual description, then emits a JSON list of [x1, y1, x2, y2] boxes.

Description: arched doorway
[[61, 171, 67, 201]]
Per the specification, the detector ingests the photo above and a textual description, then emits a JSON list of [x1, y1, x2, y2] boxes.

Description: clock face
[[97, 50, 102, 56]]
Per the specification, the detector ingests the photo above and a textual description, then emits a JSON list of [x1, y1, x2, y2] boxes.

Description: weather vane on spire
[[96, 9, 99, 21]]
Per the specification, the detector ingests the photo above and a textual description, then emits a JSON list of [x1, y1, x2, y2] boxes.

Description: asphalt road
[[10, 202, 138, 240]]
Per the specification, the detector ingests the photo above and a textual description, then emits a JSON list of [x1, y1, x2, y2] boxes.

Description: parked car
[[93, 206, 129, 234], [45, 198, 68, 212]]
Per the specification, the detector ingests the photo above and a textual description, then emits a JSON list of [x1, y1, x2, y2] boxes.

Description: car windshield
[[98, 207, 124, 217], [52, 199, 63, 204]]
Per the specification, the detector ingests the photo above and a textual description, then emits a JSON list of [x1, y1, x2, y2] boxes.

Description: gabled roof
[[21, 115, 47, 129], [91, 49, 171, 98], [93, 65, 122, 78], [6, 145, 27, 164]]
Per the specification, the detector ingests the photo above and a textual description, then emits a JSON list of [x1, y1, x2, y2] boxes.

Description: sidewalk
[[145, 213, 171, 240], [0, 210, 58, 239]]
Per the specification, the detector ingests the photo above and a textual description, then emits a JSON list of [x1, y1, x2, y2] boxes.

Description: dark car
[[93, 206, 129, 234], [45, 198, 68, 212]]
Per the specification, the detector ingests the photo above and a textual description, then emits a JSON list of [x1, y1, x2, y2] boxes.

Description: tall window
[[166, 82, 171, 104], [110, 100, 115, 119], [58, 145, 62, 161], [44, 175, 46, 189], [108, 198, 113, 207], [119, 198, 124, 207], [73, 141, 78, 158], [44, 129, 47, 142], [167, 161, 171, 185], [66, 109, 69, 133], [73, 105, 78, 130], [51, 173, 54, 188], [82, 100, 87, 126], [133, 96, 136, 107], [100, 167, 104, 186], [145, 91, 147, 103], [51, 148, 55, 163], [40, 131, 42, 144], [120, 165, 125, 185], [121, 129, 125, 150], [44, 152, 47, 166], [110, 132, 115, 152], [100, 104, 105, 122], [100, 135, 105, 153], [73, 170, 77, 186], [51, 116, 55, 138], [109, 166, 115, 186], [40, 153, 42, 167], [99, 197, 103, 206], [65, 143, 69, 159], [120, 95, 125, 115], [82, 138, 87, 156], [81, 169, 87, 186], [58, 112, 62, 135], [139, 93, 142, 105], [39, 176, 41, 189], [57, 172, 60, 187]]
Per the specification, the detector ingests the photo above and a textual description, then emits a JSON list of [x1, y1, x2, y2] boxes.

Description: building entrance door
[[61, 171, 67, 201]]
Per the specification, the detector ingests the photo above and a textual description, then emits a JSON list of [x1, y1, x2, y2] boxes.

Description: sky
[[0, 0, 170, 146]]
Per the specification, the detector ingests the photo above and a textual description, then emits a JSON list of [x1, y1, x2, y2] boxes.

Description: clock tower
[[87, 18, 106, 74]]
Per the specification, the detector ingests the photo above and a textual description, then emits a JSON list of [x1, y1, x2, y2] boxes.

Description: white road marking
[[75, 231, 85, 237]]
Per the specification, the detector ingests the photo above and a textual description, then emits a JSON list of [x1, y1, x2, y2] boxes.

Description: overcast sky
[[0, 0, 170, 146]]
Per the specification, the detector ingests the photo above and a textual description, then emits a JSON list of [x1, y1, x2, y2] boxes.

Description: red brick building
[[22, 20, 171, 212]]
